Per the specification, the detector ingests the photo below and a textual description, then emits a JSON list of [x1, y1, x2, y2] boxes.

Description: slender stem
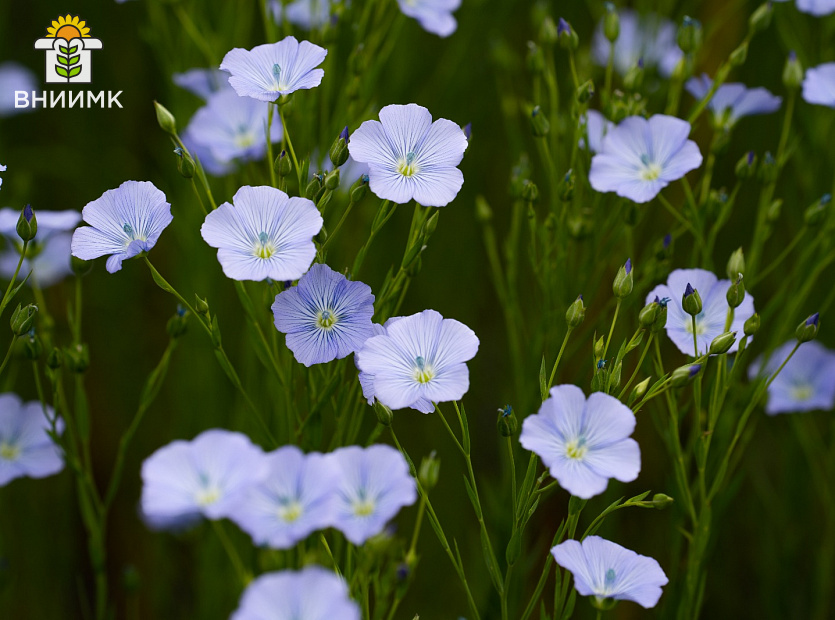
[[602, 300, 621, 363], [0, 239, 29, 315], [547, 327, 573, 393], [0, 336, 18, 377], [617, 332, 654, 401], [266, 103, 277, 188], [212, 520, 249, 586], [278, 105, 301, 188]]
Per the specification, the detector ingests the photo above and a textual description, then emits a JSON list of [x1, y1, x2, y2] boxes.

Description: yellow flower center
[[565, 438, 587, 460], [684, 318, 707, 336], [317, 309, 337, 329], [413, 356, 434, 384], [253, 232, 276, 260], [791, 384, 814, 401], [195, 486, 221, 507], [397, 151, 419, 177], [640, 162, 663, 181], [279, 501, 304, 523], [353, 497, 376, 517], [0, 442, 20, 461]]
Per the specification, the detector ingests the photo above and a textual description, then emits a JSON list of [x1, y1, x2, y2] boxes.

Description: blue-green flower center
[[317, 309, 337, 329], [639, 154, 662, 181], [397, 151, 419, 177], [565, 437, 587, 460], [413, 355, 435, 384], [278, 500, 304, 523], [254, 231, 276, 259]]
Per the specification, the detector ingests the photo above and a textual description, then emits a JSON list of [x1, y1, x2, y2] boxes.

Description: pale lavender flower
[[220, 36, 327, 102], [269, 0, 335, 30], [227, 446, 337, 548], [0, 233, 74, 287], [686, 74, 782, 127], [329, 445, 417, 545], [356, 322, 399, 406], [140, 429, 268, 526], [519, 385, 640, 499], [272, 263, 375, 367], [348, 103, 468, 207], [397, 0, 461, 38], [552, 536, 668, 609], [173, 68, 231, 99], [231, 566, 360, 620], [201, 185, 323, 282], [592, 10, 683, 77], [589, 115, 702, 203], [581, 110, 615, 153], [355, 309, 479, 412], [802, 63, 835, 108], [0, 163, 6, 191], [646, 268, 755, 356], [749, 340, 835, 415], [773, 0, 835, 16], [0, 208, 81, 239], [0, 393, 64, 487], [71, 181, 172, 274], [0, 62, 38, 117]]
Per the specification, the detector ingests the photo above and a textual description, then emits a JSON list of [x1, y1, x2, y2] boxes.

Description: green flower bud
[[174, 148, 195, 179], [804, 194, 831, 227], [558, 169, 575, 202], [652, 493, 674, 510], [735, 151, 757, 179], [726, 247, 746, 280], [613, 258, 633, 298], [576, 79, 595, 104], [540, 16, 559, 46], [324, 169, 340, 191], [154, 101, 177, 136], [639, 301, 659, 328], [729, 42, 748, 67], [677, 16, 702, 55], [557, 18, 579, 51], [47, 347, 63, 369], [10, 303, 38, 336], [418, 450, 440, 490], [603, 3, 619, 42], [329, 127, 350, 168], [796, 312, 819, 343], [670, 363, 701, 387], [766, 199, 783, 223], [594, 336, 605, 360], [373, 401, 394, 426], [16, 205, 37, 242], [748, 2, 773, 36], [423, 211, 439, 239], [759, 151, 778, 183], [194, 295, 210, 316], [497, 405, 518, 437], [744, 313, 760, 337], [521, 180, 539, 202], [475, 196, 493, 222], [623, 60, 644, 91], [530, 105, 550, 137], [64, 343, 90, 373], [682, 283, 702, 316], [351, 174, 370, 203], [629, 377, 651, 404], [526, 42, 545, 75], [652, 302, 668, 332], [275, 150, 293, 177], [783, 51, 804, 91], [23, 332, 42, 360], [709, 331, 737, 355], [166, 307, 189, 339], [305, 175, 323, 201], [566, 295, 585, 328]]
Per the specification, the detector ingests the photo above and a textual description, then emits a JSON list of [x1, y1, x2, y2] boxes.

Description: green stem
[[278, 105, 301, 188], [266, 103, 277, 188], [212, 520, 249, 586]]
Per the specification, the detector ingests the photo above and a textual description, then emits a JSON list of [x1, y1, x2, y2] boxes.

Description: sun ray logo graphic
[[35, 15, 102, 83]]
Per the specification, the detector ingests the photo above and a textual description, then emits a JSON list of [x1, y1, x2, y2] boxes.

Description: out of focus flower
[[646, 269, 755, 356], [685, 75, 782, 127], [552, 536, 668, 609], [0, 62, 37, 117], [231, 566, 360, 620], [0, 208, 81, 286], [773, 0, 835, 17], [228, 446, 337, 548], [272, 263, 375, 367], [140, 429, 268, 527], [802, 63, 835, 108], [269, 0, 335, 30], [592, 10, 683, 78], [329, 445, 417, 545], [589, 115, 702, 203], [348, 103, 468, 207], [519, 385, 640, 499], [0, 393, 64, 487], [355, 309, 479, 412], [581, 110, 615, 153], [749, 340, 835, 414], [201, 185, 322, 281], [397, 0, 461, 38], [0, 163, 6, 191], [172, 68, 230, 99], [220, 36, 327, 102], [71, 181, 172, 274]]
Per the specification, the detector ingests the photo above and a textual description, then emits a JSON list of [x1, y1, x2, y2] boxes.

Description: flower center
[[353, 497, 376, 517], [0, 441, 20, 461], [271, 63, 287, 91], [397, 151, 419, 177], [565, 437, 587, 460], [413, 356, 435, 384], [639, 155, 663, 181], [278, 501, 304, 523], [684, 317, 707, 336], [235, 125, 257, 148], [254, 231, 276, 259], [316, 309, 337, 329], [123, 222, 147, 247], [195, 485, 221, 507], [791, 383, 814, 401], [602, 568, 617, 593]]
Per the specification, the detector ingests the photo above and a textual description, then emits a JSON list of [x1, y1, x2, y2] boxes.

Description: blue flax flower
[[803, 63, 835, 108], [228, 446, 337, 549], [71, 181, 172, 273], [0, 208, 81, 286], [581, 110, 615, 153], [201, 185, 323, 282], [686, 75, 782, 128], [328, 444, 417, 545], [348, 103, 468, 207], [269, 0, 335, 30], [220, 36, 327, 102], [773, 0, 835, 17], [593, 10, 683, 77], [589, 115, 702, 203], [272, 263, 375, 367], [173, 68, 230, 99], [749, 340, 835, 415], [552, 536, 668, 609], [519, 385, 640, 499], [397, 0, 461, 38], [231, 566, 360, 620], [355, 309, 479, 412], [0, 62, 37, 117], [0, 163, 6, 191], [646, 268, 754, 356], [0, 393, 64, 487], [140, 429, 268, 527]]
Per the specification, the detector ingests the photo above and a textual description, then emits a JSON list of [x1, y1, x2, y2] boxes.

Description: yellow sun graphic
[[45, 15, 91, 40]]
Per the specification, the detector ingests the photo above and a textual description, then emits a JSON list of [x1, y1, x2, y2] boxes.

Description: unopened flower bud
[[652, 296, 669, 332], [682, 283, 702, 316], [558, 169, 575, 202], [744, 313, 760, 336], [418, 450, 440, 490], [735, 151, 757, 179], [194, 295, 210, 316], [530, 105, 550, 137], [166, 307, 189, 339], [671, 363, 701, 387], [540, 16, 559, 46], [374, 401, 394, 426], [64, 343, 90, 373], [759, 151, 778, 183], [174, 148, 195, 179], [729, 42, 748, 67], [47, 347, 63, 369], [594, 336, 605, 359], [613, 258, 633, 298], [329, 126, 350, 168], [766, 199, 782, 223], [23, 332, 42, 360], [16, 205, 37, 241], [576, 79, 595, 104], [783, 51, 804, 91], [709, 331, 737, 355], [796, 312, 820, 343], [566, 295, 585, 328], [497, 405, 518, 437], [526, 42, 545, 75], [623, 59, 644, 90], [462, 123, 472, 141], [521, 180, 539, 202], [726, 247, 746, 280], [305, 176, 323, 200], [748, 3, 773, 35], [275, 150, 292, 177], [726, 275, 745, 309], [804, 194, 831, 227], [652, 493, 674, 510], [629, 377, 651, 403], [677, 16, 702, 55], [153, 101, 177, 136], [557, 18, 579, 50], [603, 3, 620, 42], [324, 168, 341, 190], [639, 301, 659, 327], [351, 174, 369, 202], [10, 303, 38, 336]]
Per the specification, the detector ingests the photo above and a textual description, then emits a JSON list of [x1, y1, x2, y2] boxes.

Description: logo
[[34, 15, 102, 83]]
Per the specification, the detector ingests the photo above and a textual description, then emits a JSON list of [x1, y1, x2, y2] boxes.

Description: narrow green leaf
[[59, 46, 69, 54], [58, 56, 70, 66], [55, 66, 69, 77], [69, 66, 81, 77], [68, 56, 80, 66], [539, 355, 547, 401], [462, 475, 482, 519], [68, 46, 77, 54]]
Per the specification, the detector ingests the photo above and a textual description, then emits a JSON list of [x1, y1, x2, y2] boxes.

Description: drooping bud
[[603, 3, 620, 42], [153, 101, 177, 136], [783, 51, 804, 91], [709, 331, 737, 355], [613, 258, 633, 298], [16, 204, 37, 241], [566, 295, 585, 328], [497, 405, 518, 437], [744, 313, 760, 337], [418, 451, 440, 491], [329, 126, 350, 167], [796, 312, 820, 343], [735, 151, 757, 179], [530, 105, 550, 137], [10, 303, 38, 336], [726, 275, 745, 309], [670, 363, 702, 387], [682, 283, 702, 316]]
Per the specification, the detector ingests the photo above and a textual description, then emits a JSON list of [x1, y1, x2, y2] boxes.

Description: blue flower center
[[605, 568, 616, 587], [271, 63, 287, 91], [253, 231, 277, 259], [123, 223, 134, 236], [413, 355, 435, 384], [397, 151, 419, 177]]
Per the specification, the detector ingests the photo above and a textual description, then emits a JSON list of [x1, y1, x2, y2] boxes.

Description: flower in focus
[[272, 263, 375, 367], [348, 103, 468, 207], [0, 208, 81, 286], [173, 68, 231, 99], [329, 445, 417, 545], [646, 268, 755, 356], [802, 62, 835, 108], [355, 309, 479, 412], [592, 10, 683, 78], [0, 393, 64, 487], [581, 110, 615, 153], [220, 36, 328, 102], [0, 62, 38, 117], [519, 385, 640, 499], [231, 566, 360, 620], [201, 185, 323, 281], [685, 74, 782, 128], [749, 340, 835, 415], [357, 322, 395, 407], [552, 536, 668, 609], [397, 0, 461, 38], [589, 115, 703, 203], [228, 446, 337, 548], [269, 0, 335, 30], [71, 181, 173, 273], [140, 429, 268, 527]]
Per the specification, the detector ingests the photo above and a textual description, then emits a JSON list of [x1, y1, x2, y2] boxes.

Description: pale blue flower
[[201, 185, 322, 281], [398, 0, 461, 38], [269, 0, 335, 30], [71, 181, 173, 273], [357, 323, 396, 406], [552, 536, 668, 609], [581, 110, 615, 153], [519, 385, 640, 499], [228, 446, 337, 548], [592, 10, 683, 78], [231, 566, 360, 620], [328, 445, 417, 545], [0, 233, 74, 287], [646, 268, 755, 356], [140, 429, 268, 526], [802, 63, 835, 108], [173, 68, 230, 99], [0, 208, 81, 239], [355, 309, 479, 412], [773, 0, 835, 16], [749, 340, 835, 415], [686, 75, 782, 127], [220, 36, 328, 102], [348, 103, 468, 207], [0, 163, 6, 191], [272, 263, 375, 367], [589, 115, 703, 204], [0, 62, 37, 117], [0, 393, 64, 487]]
